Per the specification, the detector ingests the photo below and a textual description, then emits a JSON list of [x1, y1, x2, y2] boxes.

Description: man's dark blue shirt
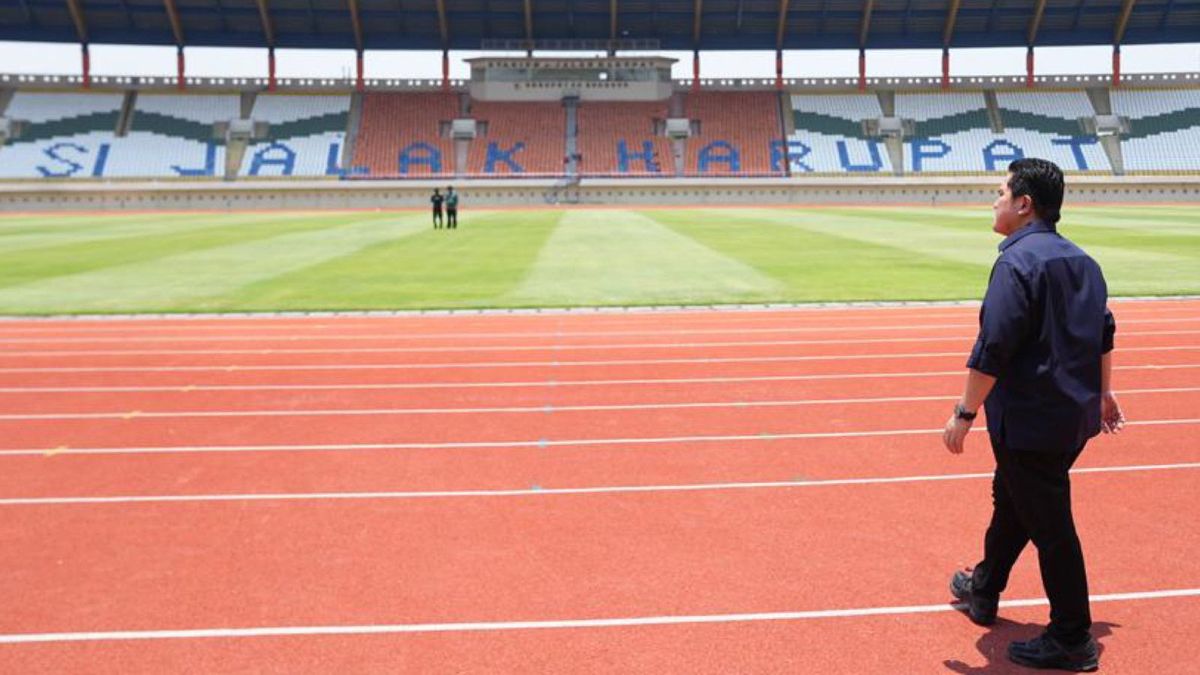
[[967, 220, 1116, 452]]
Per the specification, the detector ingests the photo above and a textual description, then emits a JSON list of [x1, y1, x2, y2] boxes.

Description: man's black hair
[[1007, 158, 1064, 226]]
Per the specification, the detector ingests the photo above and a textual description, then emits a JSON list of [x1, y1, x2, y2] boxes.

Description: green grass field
[[1, 205, 1197, 314]]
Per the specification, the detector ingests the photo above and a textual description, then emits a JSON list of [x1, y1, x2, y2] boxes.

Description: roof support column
[[774, 0, 789, 90], [177, 45, 186, 91], [941, 0, 959, 91], [1112, 0, 1137, 88], [256, 0, 276, 90], [442, 49, 450, 93], [65, 0, 91, 89], [81, 43, 91, 89], [941, 47, 949, 90], [692, 0, 703, 93], [1112, 44, 1121, 88], [524, 0, 534, 56], [859, 0, 873, 94], [692, 50, 701, 94], [610, 0, 618, 56], [356, 49, 365, 93], [858, 48, 866, 92], [1025, 46, 1034, 88]]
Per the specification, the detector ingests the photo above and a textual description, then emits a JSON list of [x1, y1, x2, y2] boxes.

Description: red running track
[[0, 299, 1198, 673]]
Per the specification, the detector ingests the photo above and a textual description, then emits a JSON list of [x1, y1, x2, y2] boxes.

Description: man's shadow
[[943, 617, 1118, 673]]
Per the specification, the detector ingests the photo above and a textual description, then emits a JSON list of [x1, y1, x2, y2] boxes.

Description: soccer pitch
[[0, 205, 1197, 314]]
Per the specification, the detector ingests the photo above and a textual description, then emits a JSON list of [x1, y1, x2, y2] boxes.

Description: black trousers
[[447, 208, 457, 228], [971, 437, 1092, 645], [432, 209, 443, 228]]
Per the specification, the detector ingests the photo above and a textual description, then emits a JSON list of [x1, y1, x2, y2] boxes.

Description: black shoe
[[1008, 633, 1099, 672], [950, 569, 998, 626]]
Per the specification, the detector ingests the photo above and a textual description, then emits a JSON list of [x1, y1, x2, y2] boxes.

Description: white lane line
[[0, 315, 1194, 346], [1, 418, 1196, 458], [0, 387, 1193, 422], [0, 342, 1194, 374], [2, 588, 1198, 644], [1, 364, 1195, 394], [1, 330, 1197, 358], [3, 461, 1199, 506]]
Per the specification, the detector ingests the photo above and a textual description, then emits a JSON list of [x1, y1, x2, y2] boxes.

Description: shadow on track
[[943, 618, 1117, 673]]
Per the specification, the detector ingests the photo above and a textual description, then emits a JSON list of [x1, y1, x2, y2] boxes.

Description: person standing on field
[[430, 188, 445, 229], [943, 158, 1125, 672], [446, 186, 459, 229]]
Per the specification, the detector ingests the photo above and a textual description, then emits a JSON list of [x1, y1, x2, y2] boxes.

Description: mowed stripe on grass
[[0, 214, 415, 313], [503, 210, 784, 306]]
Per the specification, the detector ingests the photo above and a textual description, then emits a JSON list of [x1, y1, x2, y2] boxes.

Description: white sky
[[0, 41, 1197, 80]]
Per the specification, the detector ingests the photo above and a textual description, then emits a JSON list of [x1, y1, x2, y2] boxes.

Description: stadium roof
[[1, 0, 1197, 53]]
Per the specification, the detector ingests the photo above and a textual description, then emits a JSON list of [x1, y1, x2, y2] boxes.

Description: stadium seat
[[787, 94, 892, 174], [0, 92, 123, 178], [101, 93, 242, 178], [1113, 89, 1200, 173], [897, 92, 1108, 173], [465, 101, 566, 177], [241, 94, 352, 177], [683, 91, 785, 176], [576, 101, 673, 176], [995, 91, 1110, 172], [353, 92, 458, 178]]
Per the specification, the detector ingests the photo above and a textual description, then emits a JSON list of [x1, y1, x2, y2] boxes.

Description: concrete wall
[[1, 175, 1198, 212]]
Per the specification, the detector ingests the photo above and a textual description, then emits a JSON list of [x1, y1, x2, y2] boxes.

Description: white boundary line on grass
[[1, 418, 1196, 458], [1, 588, 1199, 644], [2, 329, 1198, 358], [0, 293, 1196, 326], [1, 363, 1195, 394], [2, 461, 1199, 506], [0, 386, 1194, 422], [0, 315, 1196, 345], [1, 343, 1196, 374]]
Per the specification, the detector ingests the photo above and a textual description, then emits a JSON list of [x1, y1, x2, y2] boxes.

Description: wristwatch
[[954, 403, 978, 422]]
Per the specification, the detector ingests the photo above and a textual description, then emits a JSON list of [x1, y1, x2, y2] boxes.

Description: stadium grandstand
[[0, 0, 1198, 205]]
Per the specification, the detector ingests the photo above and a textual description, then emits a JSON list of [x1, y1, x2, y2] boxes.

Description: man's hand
[[943, 414, 973, 454], [1101, 391, 1126, 434]]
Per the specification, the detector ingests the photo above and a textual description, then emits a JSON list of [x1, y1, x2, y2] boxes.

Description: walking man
[[446, 186, 459, 229], [430, 188, 445, 229], [942, 158, 1125, 672]]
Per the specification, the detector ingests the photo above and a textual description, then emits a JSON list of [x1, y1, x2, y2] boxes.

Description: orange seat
[[683, 91, 785, 176], [465, 101, 566, 177], [353, 93, 458, 178], [576, 102, 674, 177]]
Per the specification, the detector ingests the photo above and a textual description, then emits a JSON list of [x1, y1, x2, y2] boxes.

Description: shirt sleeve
[[1103, 307, 1116, 354], [967, 261, 1032, 377]]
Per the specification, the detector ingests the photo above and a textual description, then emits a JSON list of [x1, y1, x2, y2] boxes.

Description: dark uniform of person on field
[[445, 186, 459, 229], [943, 158, 1126, 672], [430, 188, 445, 229]]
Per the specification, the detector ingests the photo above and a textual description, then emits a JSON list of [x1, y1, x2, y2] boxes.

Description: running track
[[1, 299, 1198, 673]]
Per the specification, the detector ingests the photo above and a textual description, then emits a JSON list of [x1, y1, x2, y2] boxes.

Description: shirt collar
[[998, 220, 1055, 252]]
